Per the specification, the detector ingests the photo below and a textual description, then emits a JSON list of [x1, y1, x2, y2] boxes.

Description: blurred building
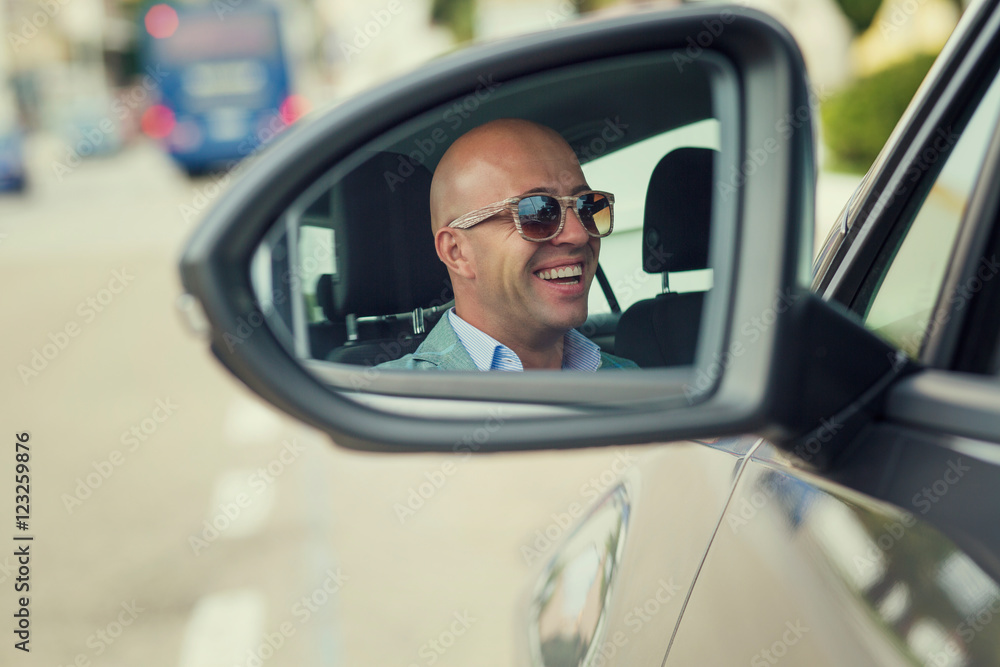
[[853, 0, 960, 76]]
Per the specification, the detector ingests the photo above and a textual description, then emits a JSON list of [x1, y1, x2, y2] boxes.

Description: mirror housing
[[179, 5, 907, 468]]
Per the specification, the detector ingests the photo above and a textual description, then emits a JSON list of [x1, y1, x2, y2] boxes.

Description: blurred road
[[0, 135, 639, 666]]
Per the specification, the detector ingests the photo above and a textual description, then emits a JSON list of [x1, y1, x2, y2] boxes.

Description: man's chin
[[548, 309, 589, 334]]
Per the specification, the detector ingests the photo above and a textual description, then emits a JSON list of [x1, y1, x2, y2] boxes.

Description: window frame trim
[[816, 0, 1000, 307]]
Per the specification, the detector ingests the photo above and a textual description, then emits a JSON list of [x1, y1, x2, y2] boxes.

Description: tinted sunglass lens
[[577, 193, 612, 235], [518, 195, 562, 239]]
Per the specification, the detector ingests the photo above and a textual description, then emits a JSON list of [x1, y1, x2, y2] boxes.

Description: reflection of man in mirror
[[378, 119, 636, 371]]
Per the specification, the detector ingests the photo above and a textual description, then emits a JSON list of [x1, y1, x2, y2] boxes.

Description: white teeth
[[536, 264, 583, 280]]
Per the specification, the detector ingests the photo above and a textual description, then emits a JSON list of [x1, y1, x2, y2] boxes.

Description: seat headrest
[[642, 147, 716, 274], [327, 152, 451, 317], [315, 273, 335, 321]]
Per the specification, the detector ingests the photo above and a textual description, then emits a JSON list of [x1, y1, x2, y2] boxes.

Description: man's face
[[449, 134, 600, 346]]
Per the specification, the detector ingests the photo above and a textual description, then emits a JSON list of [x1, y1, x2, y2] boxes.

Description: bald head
[[429, 119, 584, 234]]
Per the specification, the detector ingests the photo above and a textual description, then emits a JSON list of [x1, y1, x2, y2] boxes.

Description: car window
[[583, 119, 718, 316], [297, 225, 336, 325], [861, 71, 1000, 357]]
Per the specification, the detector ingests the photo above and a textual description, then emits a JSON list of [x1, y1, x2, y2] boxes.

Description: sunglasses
[[448, 190, 615, 242]]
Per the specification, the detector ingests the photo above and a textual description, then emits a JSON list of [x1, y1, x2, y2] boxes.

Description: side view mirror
[[179, 5, 903, 467]]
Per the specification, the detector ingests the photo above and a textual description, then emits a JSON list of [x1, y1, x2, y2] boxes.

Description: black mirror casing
[[179, 5, 903, 463]]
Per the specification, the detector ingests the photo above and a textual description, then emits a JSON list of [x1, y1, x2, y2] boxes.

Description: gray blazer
[[376, 316, 638, 371]]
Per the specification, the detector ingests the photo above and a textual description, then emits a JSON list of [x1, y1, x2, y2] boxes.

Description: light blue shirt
[[447, 309, 602, 372]]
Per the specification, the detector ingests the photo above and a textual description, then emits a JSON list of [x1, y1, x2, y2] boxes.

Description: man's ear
[[435, 227, 476, 280]]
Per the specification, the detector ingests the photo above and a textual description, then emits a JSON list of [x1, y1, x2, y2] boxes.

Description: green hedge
[[821, 52, 937, 172]]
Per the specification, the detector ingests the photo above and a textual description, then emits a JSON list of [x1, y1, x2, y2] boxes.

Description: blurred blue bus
[[140, 3, 303, 174]]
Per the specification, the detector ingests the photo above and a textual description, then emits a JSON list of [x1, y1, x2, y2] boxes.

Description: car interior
[[249, 49, 721, 371]]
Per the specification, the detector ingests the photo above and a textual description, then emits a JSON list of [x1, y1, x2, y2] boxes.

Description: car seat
[[614, 147, 714, 367], [319, 151, 453, 365]]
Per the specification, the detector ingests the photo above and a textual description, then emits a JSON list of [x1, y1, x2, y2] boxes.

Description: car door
[[667, 2, 1000, 664]]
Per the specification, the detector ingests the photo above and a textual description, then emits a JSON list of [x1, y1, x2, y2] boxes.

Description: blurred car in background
[[0, 81, 26, 192]]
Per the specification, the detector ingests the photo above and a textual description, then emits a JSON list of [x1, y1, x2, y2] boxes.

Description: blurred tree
[[832, 0, 884, 33], [431, 0, 476, 42], [835, 0, 966, 33], [821, 52, 937, 172], [573, 0, 623, 11]]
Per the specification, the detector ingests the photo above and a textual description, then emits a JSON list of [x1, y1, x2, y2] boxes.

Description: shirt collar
[[447, 309, 602, 371]]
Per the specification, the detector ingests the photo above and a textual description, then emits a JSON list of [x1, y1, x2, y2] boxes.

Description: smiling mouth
[[535, 263, 583, 284]]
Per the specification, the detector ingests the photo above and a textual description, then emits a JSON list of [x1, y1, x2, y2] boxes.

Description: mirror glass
[[249, 48, 735, 399]]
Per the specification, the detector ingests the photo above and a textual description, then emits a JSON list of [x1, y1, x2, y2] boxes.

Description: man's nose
[[552, 207, 590, 245]]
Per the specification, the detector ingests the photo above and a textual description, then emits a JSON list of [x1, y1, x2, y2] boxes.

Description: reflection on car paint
[[667, 461, 1000, 665], [803, 485, 1000, 665], [529, 485, 629, 667]]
